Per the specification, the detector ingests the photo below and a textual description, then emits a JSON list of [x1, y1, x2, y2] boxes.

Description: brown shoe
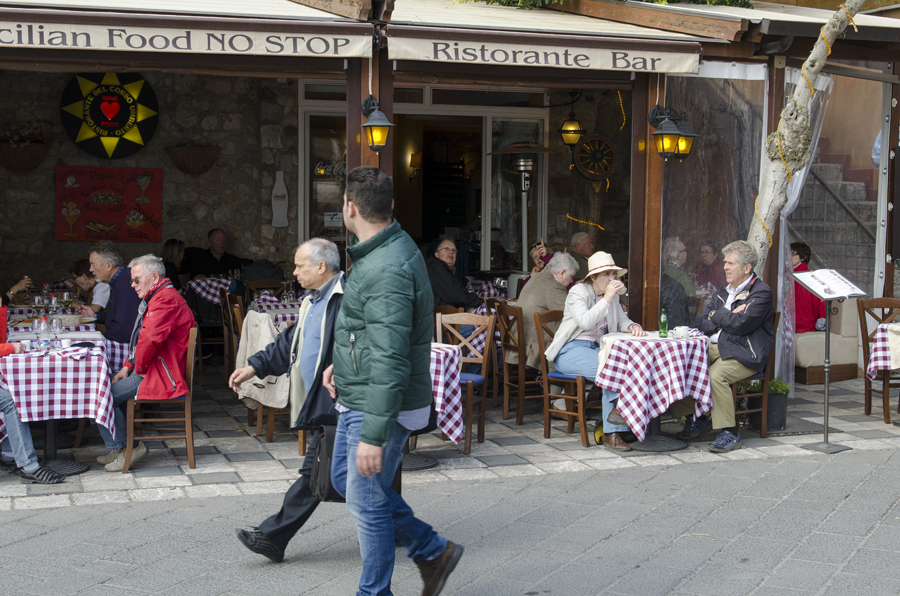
[[602, 432, 632, 452], [416, 541, 464, 596]]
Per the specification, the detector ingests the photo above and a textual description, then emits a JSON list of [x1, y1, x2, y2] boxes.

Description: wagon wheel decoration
[[573, 134, 617, 182]]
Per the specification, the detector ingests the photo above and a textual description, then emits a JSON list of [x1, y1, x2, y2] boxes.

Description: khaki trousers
[[670, 343, 756, 430]]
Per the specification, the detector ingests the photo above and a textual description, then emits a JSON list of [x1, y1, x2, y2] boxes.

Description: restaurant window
[[394, 87, 425, 104], [489, 118, 543, 271], [434, 89, 543, 108], [658, 65, 768, 328], [308, 114, 347, 258], [305, 84, 347, 101]]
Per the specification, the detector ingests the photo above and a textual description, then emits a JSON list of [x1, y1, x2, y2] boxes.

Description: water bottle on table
[[659, 308, 668, 338], [37, 317, 51, 348]]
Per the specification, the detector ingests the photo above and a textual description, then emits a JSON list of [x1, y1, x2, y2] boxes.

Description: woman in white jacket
[[544, 252, 646, 452]]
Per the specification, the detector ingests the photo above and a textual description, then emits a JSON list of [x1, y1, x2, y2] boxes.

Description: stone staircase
[[787, 137, 878, 295]]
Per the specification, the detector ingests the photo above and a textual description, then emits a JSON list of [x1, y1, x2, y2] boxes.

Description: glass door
[[486, 118, 545, 272], [306, 113, 347, 258]]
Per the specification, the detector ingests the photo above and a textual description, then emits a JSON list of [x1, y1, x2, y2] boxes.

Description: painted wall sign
[[0, 22, 372, 58], [55, 165, 163, 243], [388, 38, 700, 74], [60, 72, 159, 159]]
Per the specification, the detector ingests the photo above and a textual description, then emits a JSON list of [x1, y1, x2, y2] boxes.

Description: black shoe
[[675, 415, 712, 441], [0, 457, 18, 473], [236, 527, 284, 563], [18, 464, 65, 484]]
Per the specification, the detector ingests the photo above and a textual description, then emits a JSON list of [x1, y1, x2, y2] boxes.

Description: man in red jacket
[[96, 254, 196, 472]]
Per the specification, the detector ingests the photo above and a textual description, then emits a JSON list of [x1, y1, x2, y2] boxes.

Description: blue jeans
[[553, 340, 629, 434], [0, 387, 38, 469], [98, 373, 143, 450], [331, 408, 447, 596]]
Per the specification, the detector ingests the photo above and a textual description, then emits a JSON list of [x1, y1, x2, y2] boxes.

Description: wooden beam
[[782, 39, 900, 62], [763, 56, 785, 289], [642, 73, 665, 330], [549, 0, 749, 42], [347, 58, 363, 173], [702, 42, 769, 60], [629, 74, 649, 325], [377, 47, 394, 178], [288, 0, 372, 20]]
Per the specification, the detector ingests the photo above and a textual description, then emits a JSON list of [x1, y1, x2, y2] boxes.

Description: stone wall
[[0, 70, 299, 292]]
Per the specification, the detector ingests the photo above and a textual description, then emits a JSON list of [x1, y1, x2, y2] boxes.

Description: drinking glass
[[59, 292, 74, 310], [31, 319, 40, 333], [49, 318, 63, 335]]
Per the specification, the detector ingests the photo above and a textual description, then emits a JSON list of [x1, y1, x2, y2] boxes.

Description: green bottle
[[659, 308, 668, 338]]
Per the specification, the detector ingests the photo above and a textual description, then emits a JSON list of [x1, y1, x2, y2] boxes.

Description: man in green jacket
[[323, 166, 462, 596]]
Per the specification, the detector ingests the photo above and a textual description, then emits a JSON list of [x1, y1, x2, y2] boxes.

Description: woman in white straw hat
[[544, 251, 646, 452]]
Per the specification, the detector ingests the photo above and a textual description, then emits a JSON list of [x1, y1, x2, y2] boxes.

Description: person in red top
[[96, 255, 196, 473], [0, 306, 67, 484], [792, 242, 827, 333]]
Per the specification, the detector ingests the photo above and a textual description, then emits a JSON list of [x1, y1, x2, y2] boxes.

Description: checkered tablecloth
[[7, 308, 77, 317], [470, 280, 508, 301], [255, 291, 282, 306], [257, 301, 303, 314], [866, 323, 894, 380], [596, 335, 712, 442], [105, 339, 130, 372], [271, 312, 299, 329], [431, 343, 463, 444], [185, 278, 231, 305], [0, 349, 115, 444], [470, 303, 503, 360], [8, 325, 95, 333]]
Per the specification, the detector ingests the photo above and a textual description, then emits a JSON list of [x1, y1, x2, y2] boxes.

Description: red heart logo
[[100, 101, 120, 120]]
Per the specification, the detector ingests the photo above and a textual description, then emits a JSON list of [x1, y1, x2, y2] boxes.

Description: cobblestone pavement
[[3, 373, 900, 594]]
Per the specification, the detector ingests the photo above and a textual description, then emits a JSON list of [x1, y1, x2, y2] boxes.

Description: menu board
[[791, 269, 867, 300], [54, 165, 162, 242]]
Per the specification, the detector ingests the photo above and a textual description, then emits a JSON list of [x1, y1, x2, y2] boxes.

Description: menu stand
[[42, 420, 89, 476], [790, 269, 864, 456]]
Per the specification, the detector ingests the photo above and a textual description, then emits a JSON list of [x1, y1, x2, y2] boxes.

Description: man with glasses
[[427, 239, 481, 310], [96, 254, 195, 473]]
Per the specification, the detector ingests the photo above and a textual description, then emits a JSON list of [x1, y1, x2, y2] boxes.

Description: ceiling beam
[[287, 0, 373, 21], [548, 0, 749, 41]]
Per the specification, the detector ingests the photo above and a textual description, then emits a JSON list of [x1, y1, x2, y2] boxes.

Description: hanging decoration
[[60, 72, 159, 159], [573, 134, 617, 186]]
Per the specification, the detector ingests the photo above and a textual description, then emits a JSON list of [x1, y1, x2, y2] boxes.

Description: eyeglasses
[[439, 248, 457, 254], [130, 277, 142, 285]]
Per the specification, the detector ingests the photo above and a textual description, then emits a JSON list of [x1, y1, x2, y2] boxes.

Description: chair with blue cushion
[[436, 312, 495, 454], [497, 301, 543, 425], [122, 326, 198, 473], [533, 310, 602, 447]]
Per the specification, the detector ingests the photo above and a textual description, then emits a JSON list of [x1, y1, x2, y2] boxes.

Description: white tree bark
[[747, 0, 868, 275]]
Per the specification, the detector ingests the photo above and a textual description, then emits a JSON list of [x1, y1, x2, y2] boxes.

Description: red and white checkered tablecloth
[[257, 301, 303, 314], [430, 343, 463, 444], [866, 323, 894, 380], [0, 349, 115, 444], [271, 312, 299, 329], [255, 291, 282, 306], [105, 339, 130, 372], [469, 280, 508, 301], [596, 335, 712, 442], [185, 278, 231, 305], [8, 325, 95, 333], [470, 303, 503, 360], [7, 308, 77, 317]]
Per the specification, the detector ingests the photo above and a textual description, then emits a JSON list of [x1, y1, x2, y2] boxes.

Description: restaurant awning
[[386, 0, 707, 75], [0, 0, 374, 59]]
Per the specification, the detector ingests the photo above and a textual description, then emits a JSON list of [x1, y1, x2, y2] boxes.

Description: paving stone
[[475, 454, 529, 467], [187, 472, 242, 485], [223, 452, 275, 462], [846, 429, 899, 439], [205, 429, 252, 438], [130, 465, 185, 478], [821, 572, 900, 596], [490, 436, 537, 446], [171, 446, 220, 456]]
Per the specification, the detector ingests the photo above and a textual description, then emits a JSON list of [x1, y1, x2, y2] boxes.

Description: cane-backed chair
[[436, 312, 495, 454]]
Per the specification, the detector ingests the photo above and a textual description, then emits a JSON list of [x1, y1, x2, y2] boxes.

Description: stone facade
[[0, 70, 299, 291]]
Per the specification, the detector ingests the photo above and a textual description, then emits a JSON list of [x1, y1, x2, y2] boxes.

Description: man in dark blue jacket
[[78, 241, 139, 345], [674, 240, 775, 453], [231, 238, 343, 562]]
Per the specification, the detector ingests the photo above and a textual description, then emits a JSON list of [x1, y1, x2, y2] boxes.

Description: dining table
[[469, 280, 508, 301], [595, 330, 713, 451], [0, 345, 115, 475], [865, 323, 895, 380]]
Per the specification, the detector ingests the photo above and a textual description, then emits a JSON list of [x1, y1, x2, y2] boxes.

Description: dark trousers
[[258, 429, 322, 548]]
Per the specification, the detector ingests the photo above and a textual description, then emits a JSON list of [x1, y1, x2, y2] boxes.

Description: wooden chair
[[858, 298, 900, 423], [245, 279, 286, 302], [122, 327, 198, 472], [515, 277, 525, 299], [533, 310, 603, 447], [436, 312, 495, 454], [219, 288, 236, 384], [484, 298, 503, 407], [195, 324, 224, 374], [497, 301, 543, 424], [730, 312, 781, 438]]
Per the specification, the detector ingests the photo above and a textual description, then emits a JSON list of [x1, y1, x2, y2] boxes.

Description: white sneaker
[[97, 447, 124, 465], [104, 442, 148, 472]]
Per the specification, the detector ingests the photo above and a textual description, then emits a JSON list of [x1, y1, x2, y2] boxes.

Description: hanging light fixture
[[648, 105, 699, 161], [650, 116, 681, 161], [558, 90, 586, 150], [361, 94, 394, 153], [674, 119, 698, 159]]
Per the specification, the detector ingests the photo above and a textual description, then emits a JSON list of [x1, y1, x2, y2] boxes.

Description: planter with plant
[[166, 141, 219, 176], [0, 119, 54, 173], [736, 378, 791, 432]]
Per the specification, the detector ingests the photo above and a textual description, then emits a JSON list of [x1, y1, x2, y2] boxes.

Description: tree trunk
[[747, 0, 868, 275]]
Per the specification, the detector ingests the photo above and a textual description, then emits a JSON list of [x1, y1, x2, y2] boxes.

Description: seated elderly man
[[96, 254, 196, 472], [662, 237, 696, 307], [671, 240, 775, 453], [427, 239, 481, 310], [508, 252, 578, 369], [568, 232, 594, 281]]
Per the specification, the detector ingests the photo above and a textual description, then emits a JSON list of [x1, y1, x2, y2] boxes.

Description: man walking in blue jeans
[[323, 166, 462, 596]]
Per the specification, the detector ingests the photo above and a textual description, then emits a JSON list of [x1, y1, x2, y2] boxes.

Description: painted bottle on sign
[[272, 171, 288, 228]]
